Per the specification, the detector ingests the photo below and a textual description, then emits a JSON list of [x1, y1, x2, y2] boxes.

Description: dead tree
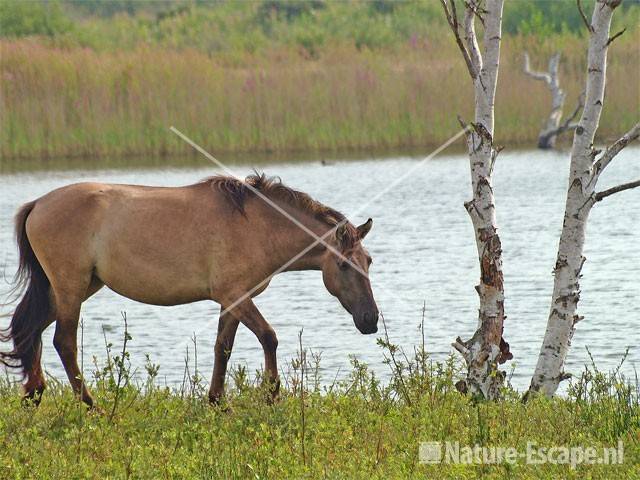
[[523, 52, 584, 149], [440, 0, 512, 400], [527, 0, 639, 398]]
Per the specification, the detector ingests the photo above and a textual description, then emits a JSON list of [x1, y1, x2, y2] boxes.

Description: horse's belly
[[94, 240, 214, 306], [97, 266, 211, 306]]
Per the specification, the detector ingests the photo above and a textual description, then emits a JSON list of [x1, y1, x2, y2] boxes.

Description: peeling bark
[[527, 0, 639, 399], [441, 0, 510, 400], [523, 52, 583, 149]]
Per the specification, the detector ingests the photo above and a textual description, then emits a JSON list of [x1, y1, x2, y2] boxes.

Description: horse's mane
[[205, 173, 357, 245]]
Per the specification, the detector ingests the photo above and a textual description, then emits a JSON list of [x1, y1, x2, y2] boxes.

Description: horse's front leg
[[209, 307, 240, 404], [222, 299, 280, 402]]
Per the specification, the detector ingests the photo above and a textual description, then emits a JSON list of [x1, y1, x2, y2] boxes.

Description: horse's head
[[321, 218, 379, 334]]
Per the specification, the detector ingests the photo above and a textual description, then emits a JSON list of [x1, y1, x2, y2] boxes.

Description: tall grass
[[1, 31, 638, 161]]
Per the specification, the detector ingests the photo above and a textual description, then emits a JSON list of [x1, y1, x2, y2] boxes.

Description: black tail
[[0, 201, 51, 378]]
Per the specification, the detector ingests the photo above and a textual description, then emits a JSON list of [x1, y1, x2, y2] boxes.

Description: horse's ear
[[357, 218, 373, 240]]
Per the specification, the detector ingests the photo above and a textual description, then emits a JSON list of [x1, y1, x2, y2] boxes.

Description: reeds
[[1, 31, 638, 161]]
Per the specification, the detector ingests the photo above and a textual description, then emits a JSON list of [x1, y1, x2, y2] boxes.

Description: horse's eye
[[367, 257, 372, 266], [339, 260, 349, 271]]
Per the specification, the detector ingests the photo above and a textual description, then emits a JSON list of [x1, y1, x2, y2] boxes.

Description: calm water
[[1, 147, 638, 392]]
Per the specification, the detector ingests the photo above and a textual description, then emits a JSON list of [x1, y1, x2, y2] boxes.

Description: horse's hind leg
[[52, 290, 95, 407], [24, 277, 103, 405]]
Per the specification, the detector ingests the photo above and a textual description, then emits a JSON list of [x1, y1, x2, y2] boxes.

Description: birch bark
[[440, 0, 512, 399], [528, 0, 639, 398]]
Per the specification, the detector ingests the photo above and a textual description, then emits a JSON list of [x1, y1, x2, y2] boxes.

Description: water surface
[[1, 147, 638, 392]]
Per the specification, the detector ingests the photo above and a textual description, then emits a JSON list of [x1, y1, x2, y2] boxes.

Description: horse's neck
[[266, 209, 327, 272]]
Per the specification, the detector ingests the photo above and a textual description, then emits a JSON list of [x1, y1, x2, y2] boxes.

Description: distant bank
[[1, 34, 638, 162]]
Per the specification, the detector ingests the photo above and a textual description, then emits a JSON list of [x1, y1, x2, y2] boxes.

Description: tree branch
[[606, 28, 626, 47], [548, 52, 561, 79], [463, 1, 483, 74], [595, 179, 640, 202], [592, 122, 640, 176], [464, 0, 488, 24], [577, 0, 595, 33], [560, 94, 584, 129], [523, 52, 551, 84], [543, 93, 585, 139], [440, 0, 477, 78]]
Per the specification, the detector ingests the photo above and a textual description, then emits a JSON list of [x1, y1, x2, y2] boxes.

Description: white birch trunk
[[528, 0, 639, 398], [441, 0, 511, 400]]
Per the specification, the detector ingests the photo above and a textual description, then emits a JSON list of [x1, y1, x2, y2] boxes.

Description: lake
[[1, 147, 638, 393]]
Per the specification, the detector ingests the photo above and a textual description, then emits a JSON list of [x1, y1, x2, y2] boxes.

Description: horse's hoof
[[262, 379, 280, 404], [21, 388, 45, 408], [209, 395, 233, 413], [213, 402, 233, 413], [21, 395, 42, 408], [87, 404, 105, 415]]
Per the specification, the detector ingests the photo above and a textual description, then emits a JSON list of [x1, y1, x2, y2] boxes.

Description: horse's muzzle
[[355, 310, 379, 335]]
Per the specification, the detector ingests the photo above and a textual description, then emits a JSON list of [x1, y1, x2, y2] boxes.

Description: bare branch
[[595, 179, 640, 202], [542, 93, 585, 141], [463, 2, 483, 74], [464, 0, 488, 24], [452, 337, 470, 362], [592, 122, 640, 176], [523, 52, 551, 84], [606, 28, 626, 47], [440, 0, 477, 78], [548, 52, 561, 78], [577, 0, 595, 33], [561, 93, 584, 129]]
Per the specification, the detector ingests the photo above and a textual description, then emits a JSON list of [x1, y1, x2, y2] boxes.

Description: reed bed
[[1, 32, 638, 161]]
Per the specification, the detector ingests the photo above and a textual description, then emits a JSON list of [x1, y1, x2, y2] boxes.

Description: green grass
[[1, 327, 638, 479]]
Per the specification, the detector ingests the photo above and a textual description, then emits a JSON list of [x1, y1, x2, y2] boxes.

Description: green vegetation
[[0, 324, 638, 479], [2, 1, 638, 52], [0, 1, 639, 162]]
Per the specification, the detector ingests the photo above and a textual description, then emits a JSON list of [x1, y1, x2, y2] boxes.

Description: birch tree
[[440, 0, 512, 399], [523, 52, 583, 149], [527, 0, 639, 398]]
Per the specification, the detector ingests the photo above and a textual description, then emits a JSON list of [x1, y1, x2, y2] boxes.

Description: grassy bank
[[1, 330, 638, 479], [2, 31, 639, 162]]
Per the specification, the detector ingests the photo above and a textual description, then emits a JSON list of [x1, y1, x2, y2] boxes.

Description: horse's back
[[24, 181, 225, 305]]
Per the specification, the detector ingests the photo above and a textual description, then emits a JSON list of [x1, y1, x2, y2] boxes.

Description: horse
[[0, 173, 379, 407]]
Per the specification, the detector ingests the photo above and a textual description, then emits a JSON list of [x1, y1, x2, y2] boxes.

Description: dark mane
[[206, 173, 357, 244]]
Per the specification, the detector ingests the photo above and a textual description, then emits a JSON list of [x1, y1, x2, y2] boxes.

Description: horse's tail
[[0, 201, 51, 378]]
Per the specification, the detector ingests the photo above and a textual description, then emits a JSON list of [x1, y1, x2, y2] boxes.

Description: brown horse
[[0, 173, 378, 407]]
